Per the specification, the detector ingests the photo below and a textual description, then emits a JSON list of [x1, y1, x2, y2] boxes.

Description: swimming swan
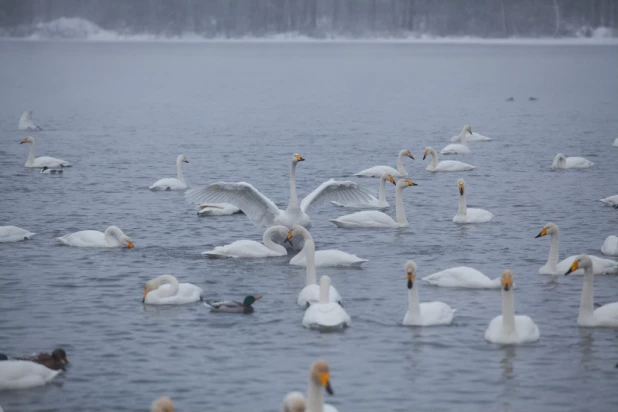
[[565, 254, 618, 327], [450, 124, 491, 142], [353, 148, 414, 178], [422, 266, 501, 289], [484, 270, 540, 344], [288, 226, 367, 268], [280, 391, 306, 412], [20, 136, 70, 168], [202, 225, 289, 258], [18, 110, 42, 131], [57, 226, 134, 248], [151, 396, 175, 412], [600, 195, 618, 208], [403, 261, 455, 326], [0, 360, 62, 390], [302, 275, 350, 330], [185, 154, 374, 228], [0, 226, 35, 243], [453, 178, 494, 224], [329, 179, 417, 228], [149, 155, 189, 190], [535, 223, 618, 275], [143, 274, 203, 305], [423, 147, 474, 172], [330, 172, 395, 209], [601, 235, 618, 256], [281, 361, 338, 412], [441, 125, 471, 154], [551, 153, 593, 169]]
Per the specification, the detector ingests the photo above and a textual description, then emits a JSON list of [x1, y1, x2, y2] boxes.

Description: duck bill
[[254, 295, 262, 301]]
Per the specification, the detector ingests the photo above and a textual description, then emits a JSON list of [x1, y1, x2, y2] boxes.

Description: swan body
[[281, 392, 307, 412], [0, 226, 35, 243], [536, 223, 618, 275], [282, 361, 338, 412], [186, 154, 374, 229], [565, 255, 618, 327], [0, 360, 62, 390], [197, 203, 242, 216], [403, 261, 455, 326], [551, 153, 593, 169], [329, 179, 417, 228], [441, 126, 471, 154], [57, 226, 134, 248], [143, 274, 203, 305], [290, 249, 367, 268], [423, 147, 474, 172], [354, 148, 414, 178], [601, 235, 618, 256], [202, 225, 289, 258], [302, 276, 350, 330], [149, 155, 189, 190], [330, 172, 395, 209], [422, 266, 501, 289], [450, 125, 491, 141], [20, 136, 70, 168], [485, 270, 540, 344], [18, 110, 42, 131], [600, 195, 618, 208], [453, 178, 493, 224], [40, 166, 63, 174]]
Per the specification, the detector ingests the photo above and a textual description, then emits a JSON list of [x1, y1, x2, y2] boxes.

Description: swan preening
[[202, 225, 289, 258], [423, 146, 475, 172], [149, 155, 189, 191], [18, 110, 42, 131], [565, 254, 618, 327], [535, 223, 618, 275], [422, 266, 501, 289], [185, 154, 374, 228], [143, 274, 203, 305], [450, 124, 491, 142], [353, 148, 414, 178], [600, 195, 618, 208], [601, 235, 618, 256], [281, 361, 338, 412], [403, 261, 455, 326], [20, 136, 71, 168], [57, 225, 134, 248], [329, 179, 417, 228], [151, 396, 175, 412], [302, 275, 351, 330], [441, 125, 471, 154], [0, 226, 35, 243], [453, 178, 493, 224], [0, 360, 62, 390], [330, 172, 394, 209], [484, 270, 540, 344], [551, 153, 593, 169]]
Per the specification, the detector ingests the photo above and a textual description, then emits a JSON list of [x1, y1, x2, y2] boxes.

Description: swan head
[[242, 295, 262, 307], [310, 360, 334, 395], [151, 396, 175, 412], [281, 392, 306, 412], [551, 153, 566, 169], [535, 222, 558, 238], [285, 224, 309, 246], [292, 153, 305, 163], [501, 270, 513, 291], [178, 155, 189, 164], [457, 178, 465, 195], [400, 149, 414, 159], [565, 254, 592, 276], [405, 260, 416, 289], [422, 146, 434, 160], [106, 226, 134, 248], [381, 172, 396, 185], [397, 179, 418, 188], [20, 136, 34, 144], [463, 124, 472, 134]]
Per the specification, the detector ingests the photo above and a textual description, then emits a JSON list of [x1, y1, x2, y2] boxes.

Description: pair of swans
[[600, 194, 618, 208], [186, 154, 374, 228], [57, 226, 134, 248], [602, 235, 618, 256], [302, 275, 350, 330], [20, 136, 71, 168], [453, 178, 494, 224], [441, 125, 471, 155], [403, 261, 455, 326], [551, 153, 593, 169], [0, 360, 62, 390], [0, 226, 35, 243], [150, 155, 189, 190], [536, 223, 618, 275], [281, 361, 339, 412], [143, 274, 203, 305], [449, 124, 491, 142], [331, 172, 394, 209], [353, 149, 414, 178], [18, 110, 42, 131], [423, 147, 475, 172]]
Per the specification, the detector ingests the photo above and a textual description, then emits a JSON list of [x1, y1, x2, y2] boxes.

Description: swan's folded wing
[[300, 179, 375, 213], [186, 182, 280, 227]]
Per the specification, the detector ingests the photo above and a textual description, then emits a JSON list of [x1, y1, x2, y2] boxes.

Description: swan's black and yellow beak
[[142, 288, 148, 303], [295, 154, 305, 162], [422, 151, 427, 160], [405, 180, 418, 187], [459, 183, 464, 196], [321, 372, 333, 395], [20, 138, 28, 144], [535, 228, 547, 238], [388, 175, 396, 185], [502, 276, 512, 291], [565, 261, 579, 276], [407, 152, 414, 160], [184, 158, 189, 163], [285, 230, 293, 246], [407, 273, 413, 289]]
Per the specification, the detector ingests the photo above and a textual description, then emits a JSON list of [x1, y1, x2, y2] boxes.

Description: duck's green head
[[243, 295, 262, 306]]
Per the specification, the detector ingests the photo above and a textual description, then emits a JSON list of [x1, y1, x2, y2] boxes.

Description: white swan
[[535, 223, 618, 275], [613, 138, 618, 147], [185, 154, 374, 228], [600, 195, 618, 208], [149, 155, 189, 191], [142, 274, 203, 305], [423, 146, 474, 172], [197, 203, 242, 216], [453, 178, 493, 224], [422, 266, 501, 289], [329, 179, 417, 228], [281, 361, 338, 412], [288, 225, 366, 268], [20, 136, 70, 168], [18, 110, 42, 131], [302, 275, 350, 330], [288, 226, 342, 307], [151, 396, 175, 412], [565, 254, 618, 327], [57, 226, 134, 248], [450, 124, 491, 142], [0, 226, 35, 243], [0, 360, 62, 390], [551, 153, 593, 169], [281, 391, 306, 412], [441, 125, 470, 154], [353, 149, 414, 178], [484, 270, 540, 344], [602, 235, 618, 256], [40, 166, 63, 174], [202, 225, 289, 258], [403, 261, 455, 326], [330, 172, 395, 209]]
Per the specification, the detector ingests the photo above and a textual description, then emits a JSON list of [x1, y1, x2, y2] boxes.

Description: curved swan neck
[[263, 227, 287, 254], [457, 190, 467, 216], [459, 130, 469, 146], [378, 176, 387, 203], [175, 155, 185, 183], [104, 227, 123, 246], [429, 149, 438, 169], [307, 379, 324, 412], [407, 285, 420, 316], [546, 231, 560, 270], [579, 270, 595, 323], [501, 289, 516, 335], [155, 274, 180, 297], [304, 239, 317, 286], [288, 161, 299, 210], [395, 184, 408, 226], [26, 139, 36, 164], [396, 150, 408, 175]]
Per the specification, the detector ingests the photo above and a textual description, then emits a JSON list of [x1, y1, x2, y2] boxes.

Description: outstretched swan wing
[[186, 182, 280, 227], [300, 179, 375, 213]]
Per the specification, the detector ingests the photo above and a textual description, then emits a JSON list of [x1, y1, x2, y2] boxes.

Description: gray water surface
[[0, 42, 617, 412]]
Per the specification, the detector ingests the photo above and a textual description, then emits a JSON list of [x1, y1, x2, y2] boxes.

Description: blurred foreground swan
[[57, 226, 134, 248], [403, 261, 455, 326], [551, 153, 593, 169], [441, 125, 470, 154], [484, 270, 540, 344], [18, 110, 42, 131], [149, 155, 189, 190], [453, 178, 493, 224], [20, 136, 70, 168], [302, 276, 350, 330], [288, 225, 366, 268], [450, 124, 491, 142], [0, 360, 62, 390], [151, 396, 175, 412], [423, 266, 500, 289], [281, 361, 338, 412], [186, 154, 373, 228], [602, 235, 618, 256], [331, 172, 395, 209], [202, 225, 289, 258], [143, 274, 203, 305], [600, 195, 618, 208], [353, 148, 414, 178], [423, 146, 474, 172], [0, 226, 35, 243]]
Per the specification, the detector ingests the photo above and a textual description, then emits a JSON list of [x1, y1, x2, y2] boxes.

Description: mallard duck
[[15, 348, 68, 370], [204, 296, 262, 314]]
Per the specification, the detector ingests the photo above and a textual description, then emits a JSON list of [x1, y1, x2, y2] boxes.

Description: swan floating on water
[[453, 178, 493, 224], [331, 172, 395, 209], [288, 225, 367, 268], [423, 146, 475, 172], [450, 124, 491, 142], [484, 270, 540, 344], [600, 195, 618, 208], [565, 254, 618, 327], [143, 274, 203, 305], [40, 166, 63, 174], [20, 136, 70, 168], [57, 225, 134, 248], [329, 178, 417, 228], [403, 261, 455, 326], [281, 391, 306, 412], [441, 125, 471, 154], [205, 295, 261, 313], [602, 235, 618, 256], [281, 361, 338, 412], [18, 110, 42, 131], [151, 396, 175, 412], [422, 266, 501, 289], [149, 155, 189, 191], [353, 148, 414, 178], [202, 225, 289, 258], [551, 153, 593, 169], [302, 275, 350, 330], [186, 154, 374, 228], [0, 360, 62, 390], [0, 226, 35, 243], [535, 223, 618, 275]]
